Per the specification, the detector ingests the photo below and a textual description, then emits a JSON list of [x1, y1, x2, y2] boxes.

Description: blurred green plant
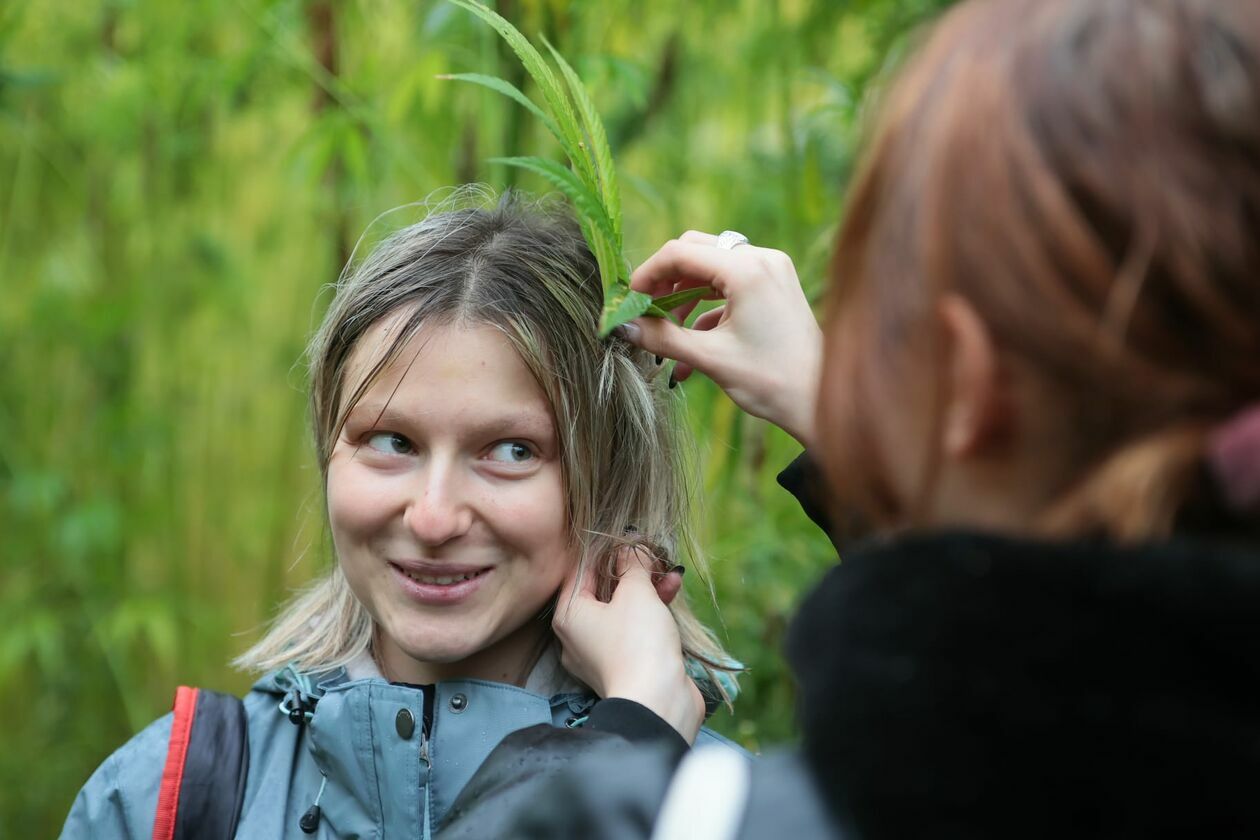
[[0, 0, 956, 832]]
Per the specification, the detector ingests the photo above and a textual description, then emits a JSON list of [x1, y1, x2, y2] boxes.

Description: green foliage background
[[0, 0, 954, 831]]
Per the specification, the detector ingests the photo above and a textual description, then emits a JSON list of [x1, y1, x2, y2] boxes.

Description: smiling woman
[[236, 190, 737, 690], [328, 322, 575, 684], [60, 191, 743, 839]]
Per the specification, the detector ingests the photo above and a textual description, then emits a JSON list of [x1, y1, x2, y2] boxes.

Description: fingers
[[630, 240, 748, 299], [670, 307, 725, 384], [672, 362, 694, 384], [690, 306, 726, 333], [554, 558, 600, 628], [671, 232, 723, 323], [612, 545, 672, 602], [562, 546, 682, 621], [667, 292, 726, 341], [626, 315, 716, 373], [653, 569, 683, 606], [678, 230, 718, 246], [670, 295, 707, 326], [615, 544, 656, 581]]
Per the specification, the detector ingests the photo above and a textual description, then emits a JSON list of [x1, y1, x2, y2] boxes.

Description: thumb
[[619, 317, 714, 372], [612, 546, 657, 601], [555, 559, 599, 626], [654, 569, 683, 606]]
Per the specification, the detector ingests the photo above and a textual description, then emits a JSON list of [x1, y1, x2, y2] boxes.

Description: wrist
[[605, 670, 704, 744], [774, 392, 818, 450], [586, 698, 690, 760]]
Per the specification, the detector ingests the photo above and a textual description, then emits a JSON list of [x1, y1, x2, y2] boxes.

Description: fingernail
[[613, 322, 641, 343], [655, 355, 663, 366], [672, 565, 686, 577], [668, 373, 678, 389]]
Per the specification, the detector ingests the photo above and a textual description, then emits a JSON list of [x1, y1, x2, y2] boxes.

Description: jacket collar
[[251, 641, 588, 701], [786, 530, 1260, 837], [251, 645, 595, 834]]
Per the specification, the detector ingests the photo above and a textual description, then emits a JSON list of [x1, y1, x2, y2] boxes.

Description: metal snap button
[[449, 693, 468, 713], [395, 708, 415, 740]]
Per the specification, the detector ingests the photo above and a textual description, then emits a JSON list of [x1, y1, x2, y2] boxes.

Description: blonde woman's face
[[327, 318, 574, 684]]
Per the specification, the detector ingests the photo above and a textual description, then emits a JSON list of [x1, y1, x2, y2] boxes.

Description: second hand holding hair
[[552, 547, 703, 744]]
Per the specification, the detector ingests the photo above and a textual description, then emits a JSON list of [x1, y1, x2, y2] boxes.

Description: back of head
[[825, 0, 1260, 540], [802, 5, 1260, 835]]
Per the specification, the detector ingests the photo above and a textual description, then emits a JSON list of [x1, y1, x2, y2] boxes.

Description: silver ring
[[716, 230, 750, 250]]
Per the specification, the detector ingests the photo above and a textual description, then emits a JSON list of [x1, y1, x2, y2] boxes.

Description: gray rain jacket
[[60, 653, 739, 838]]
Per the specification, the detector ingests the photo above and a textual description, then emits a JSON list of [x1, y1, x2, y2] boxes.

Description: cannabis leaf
[[445, 0, 691, 336]]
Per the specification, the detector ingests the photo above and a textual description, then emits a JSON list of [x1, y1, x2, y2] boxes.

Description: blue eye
[[487, 441, 535, 464], [366, 432, 413, 455]]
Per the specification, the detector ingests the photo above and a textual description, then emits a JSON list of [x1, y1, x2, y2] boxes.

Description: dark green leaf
[[600, 288, 653, 336], [650, 285, 716, 313], [542, 37, 621, 244]]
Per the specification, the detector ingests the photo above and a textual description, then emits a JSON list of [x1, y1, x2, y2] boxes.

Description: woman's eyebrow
[[344, 401, 408, 429], [346, 401, 555, 439], [460, 411, 556, 441]]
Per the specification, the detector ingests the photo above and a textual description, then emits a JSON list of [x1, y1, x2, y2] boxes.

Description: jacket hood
[[786, 530, 1260, 838]]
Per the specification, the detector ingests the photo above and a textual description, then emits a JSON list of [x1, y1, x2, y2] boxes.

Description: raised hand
[[617, 231, 822, 448], [552, 548, 703, 743]]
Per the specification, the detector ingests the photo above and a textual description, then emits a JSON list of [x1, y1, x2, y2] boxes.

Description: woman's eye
[[366, 432, 413, 456], [487, 441, 535, 464]]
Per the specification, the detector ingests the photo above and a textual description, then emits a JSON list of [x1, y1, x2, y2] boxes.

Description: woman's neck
[[374, 616, 552, 687]]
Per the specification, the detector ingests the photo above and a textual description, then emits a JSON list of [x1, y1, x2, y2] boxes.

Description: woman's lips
[[388, 561, 492, 605]]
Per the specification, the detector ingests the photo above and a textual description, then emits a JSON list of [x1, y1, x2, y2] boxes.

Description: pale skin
[[552, 548, 704, 743], [613, 231, 823, 449], [569, 229, 1074, 732], [326, 317, 697, 737], [328, 320, 577, 686]]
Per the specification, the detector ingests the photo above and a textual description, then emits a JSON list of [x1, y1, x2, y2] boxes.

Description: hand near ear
[[552, 548, 704, 743]]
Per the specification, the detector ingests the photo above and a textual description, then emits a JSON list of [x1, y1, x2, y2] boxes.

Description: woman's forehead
[[341, 319, 555, 433]]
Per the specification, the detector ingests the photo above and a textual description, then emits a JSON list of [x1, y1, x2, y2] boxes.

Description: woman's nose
[[402, 461, 473, 546]]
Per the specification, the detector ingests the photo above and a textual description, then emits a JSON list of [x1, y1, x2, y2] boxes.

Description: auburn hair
[[821, 0, 1260, 541]]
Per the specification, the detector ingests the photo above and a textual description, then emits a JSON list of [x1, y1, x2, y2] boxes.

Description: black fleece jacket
[[790, 528, 1260, 838]]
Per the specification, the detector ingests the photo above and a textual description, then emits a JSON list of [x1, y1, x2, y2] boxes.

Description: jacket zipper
[[419, 729, 432, 840]]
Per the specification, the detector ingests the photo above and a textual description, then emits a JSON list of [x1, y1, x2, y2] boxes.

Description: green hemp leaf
[[445, 0, 702, 336]]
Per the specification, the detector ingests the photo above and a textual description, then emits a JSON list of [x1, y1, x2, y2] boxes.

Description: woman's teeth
[[401, 568, 483, 586]]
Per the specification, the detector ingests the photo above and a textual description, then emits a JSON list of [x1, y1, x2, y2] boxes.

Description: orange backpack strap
[[153, 686, 249, 840]]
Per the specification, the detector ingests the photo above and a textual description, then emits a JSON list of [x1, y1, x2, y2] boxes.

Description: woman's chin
[[377, 618, 548, 684], [394, 634, 484, 668]]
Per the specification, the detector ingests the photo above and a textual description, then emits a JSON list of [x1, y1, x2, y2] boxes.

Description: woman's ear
[[937, 294, 1012, 459]]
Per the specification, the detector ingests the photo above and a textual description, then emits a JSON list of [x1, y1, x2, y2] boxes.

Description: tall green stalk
[[445, 0, 711, 334]]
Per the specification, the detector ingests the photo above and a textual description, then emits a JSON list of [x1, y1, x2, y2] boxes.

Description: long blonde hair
[[236, 190, 736, 697]]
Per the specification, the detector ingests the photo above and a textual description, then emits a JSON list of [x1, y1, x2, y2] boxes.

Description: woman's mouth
[[397, 567, 485, 586], [389, 562, 492, 605]]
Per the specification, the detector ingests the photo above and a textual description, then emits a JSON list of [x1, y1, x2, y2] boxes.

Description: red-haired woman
[[446, 0, 1260, 836]]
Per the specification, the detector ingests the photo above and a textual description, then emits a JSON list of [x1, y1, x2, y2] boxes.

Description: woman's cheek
[[495, 470, 570, 564], [327, 458, 398, 537]]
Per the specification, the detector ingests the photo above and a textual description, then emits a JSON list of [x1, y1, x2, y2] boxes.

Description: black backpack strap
[[153, 686, 249, 840]]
